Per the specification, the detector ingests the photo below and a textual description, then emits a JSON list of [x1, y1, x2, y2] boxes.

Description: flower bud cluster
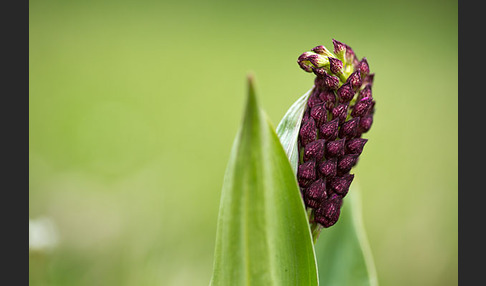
[[296, 39, 375, 228]]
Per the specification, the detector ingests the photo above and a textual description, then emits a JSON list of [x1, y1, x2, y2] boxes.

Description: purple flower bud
[[339, 117, 360, 139], [345, 44, 358, 66], [297, 160, 317, 187], [318, 90, 336, 111], [332, 39, 346, 60], [345, 138, 368, 155], [338, 154, 359, 173], [306, 178, 327, 200], [312, 45, 333, 57], [315, 193, 343, 228], [307, 91, 322, 108], [310, 104, 327, 127], [359, 115, 373, 134], [358, 58, 370, 79], [299, 117, 317, 146], [337, 82, 355, 103], [332, 103, 349, 124], [346, 70, 362, 90], [308, 54, 329, 68], [325, 139, 345, 158], [363, 73, 374, 86], [297, 52, 314, 72], [324, 73, 340, 90], [330, 174, 354, 196], [319, 118, 339, 141], [319, 157, 337, 177], [357, 84, 372, 101], [304, 196, 321, 209], [328, 57, 343, 76], [303, 139, 326, 162], [351, 97, 373, 118]]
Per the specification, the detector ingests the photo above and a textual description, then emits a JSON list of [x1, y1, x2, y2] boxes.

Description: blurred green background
[[29, 0, 457, 285]]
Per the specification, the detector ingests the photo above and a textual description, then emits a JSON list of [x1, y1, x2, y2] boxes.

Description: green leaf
[[314, 184, 379, 286], [275, 88, 312, 172], [210, 78, 318, 286]]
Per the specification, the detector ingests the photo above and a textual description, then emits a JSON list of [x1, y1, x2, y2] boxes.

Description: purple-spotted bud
[[332, 39, 346, 61], [312, 45, 334, 58], [336, 82, 355, 103], [358, 58, 370, 79], [328, 57, 343, 76], [299, 117, 317, 146], [303, 139, 326, 162], [324, 73, 340, 90], [319, 118, 339, 141], [308, 54, 330, 68], [351, 97, 373, 118], [319, 157, 337, 177], [307, 91, 322, 108], [345, 138, 368, 155], [306, 178, 327, 200], [359, 115, 373, 134], [297, 52, 315, 72], [330, 174, 354, 196], [345, 44, 358, 66], [338, 154, 359, 174], [339, 117, 360, 139], [357, 84, 372, 101], [325, 139, 345, 158], [304, 196, 321, 209], [297, 160, 317, 187], [346, 70, 362, 91], [315, 193, 343, 228], [332, 103, 349, 124], [363, 74, 374, 86], [318, 90, 336, 110], [310, 104, 327, 127]]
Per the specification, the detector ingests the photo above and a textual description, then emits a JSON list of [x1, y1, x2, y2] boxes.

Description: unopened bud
[[325, 139, 346, 158], [319, 157, 337, 177], [345, 138, 368, 155], [319, 118, 339, 141]]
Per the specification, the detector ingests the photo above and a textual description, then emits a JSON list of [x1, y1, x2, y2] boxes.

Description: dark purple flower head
[[296, 40, 375, 229]]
